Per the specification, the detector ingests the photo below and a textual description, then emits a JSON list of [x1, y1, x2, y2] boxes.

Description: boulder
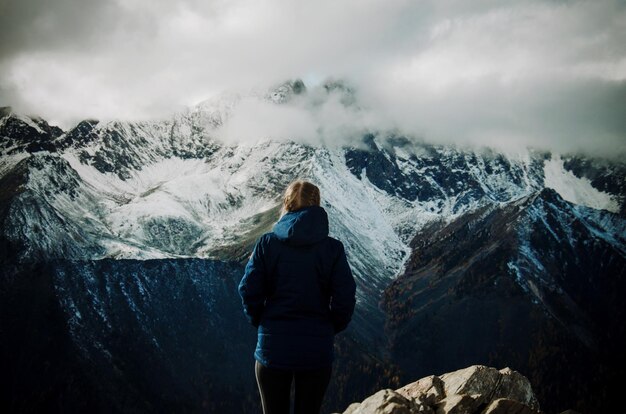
[[342, 402, 362, 414], [396, 375, 446, 406], [436, 394, 482, 414], [340, 365, 543, 414], [492, 368, 539, 410], [440, 365, 500, 405], [343, 389, 415, 414], [482, 398, 537, 414]]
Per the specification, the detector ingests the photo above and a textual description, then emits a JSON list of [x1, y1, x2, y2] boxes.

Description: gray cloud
[[1, 0, 625, 155]]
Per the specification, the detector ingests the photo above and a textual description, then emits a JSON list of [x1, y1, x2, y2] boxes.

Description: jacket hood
[[272, 205, 329, 246]]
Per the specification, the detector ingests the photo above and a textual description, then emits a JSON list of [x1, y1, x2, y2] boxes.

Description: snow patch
[[544, 155, 619, 213], [0, 152, 30, 177], [15, 114, 45, 134]]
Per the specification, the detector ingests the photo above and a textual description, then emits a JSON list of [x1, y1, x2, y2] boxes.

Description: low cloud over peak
[[1, 0, 625, 156]]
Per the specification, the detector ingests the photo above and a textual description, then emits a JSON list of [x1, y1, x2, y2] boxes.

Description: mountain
[[383, 188, 625, 413], [1, 81, 624, 413]]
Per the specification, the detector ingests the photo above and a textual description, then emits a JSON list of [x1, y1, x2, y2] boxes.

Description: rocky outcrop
[[336, 365, 541, 414]]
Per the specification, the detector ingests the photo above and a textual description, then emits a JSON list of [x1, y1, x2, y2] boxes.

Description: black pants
[[255, 360, 332, 414]]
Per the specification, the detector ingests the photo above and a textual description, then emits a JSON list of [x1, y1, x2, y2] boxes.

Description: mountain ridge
[[1, 83, 624, 412]]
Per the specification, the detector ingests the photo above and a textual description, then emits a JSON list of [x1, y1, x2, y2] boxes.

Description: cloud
[[1, 0, 625, 155], [212, 85, 387, 148]]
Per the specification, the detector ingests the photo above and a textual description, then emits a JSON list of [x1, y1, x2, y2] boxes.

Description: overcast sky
[[1, 0, 625, 155]]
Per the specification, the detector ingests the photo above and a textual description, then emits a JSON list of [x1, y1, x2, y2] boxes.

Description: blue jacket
[[238, 205, 356, 370]]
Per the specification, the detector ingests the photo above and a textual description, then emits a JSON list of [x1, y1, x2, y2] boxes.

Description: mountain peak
[[266, 79, 307, 103]]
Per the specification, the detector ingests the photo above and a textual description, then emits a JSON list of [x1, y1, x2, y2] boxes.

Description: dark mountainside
[[382, 190, 626, 413], [1, 91, 625, 414], [0, 260, 399, 414]]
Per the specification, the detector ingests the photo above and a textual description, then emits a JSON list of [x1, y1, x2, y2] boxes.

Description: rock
[[438, 365, 540, 411], [492, 368, 540, 410], [342, 366, 543, 414], [436, 394, 481, 414], [344, 389, 415, 414], [342, 402, 362, 414], [482, 398, 537, 414], [396, 375, 445, 406], [440, 365, 501, 405], [414, 402, 436, 414]]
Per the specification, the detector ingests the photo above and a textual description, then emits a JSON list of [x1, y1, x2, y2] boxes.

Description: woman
[[238, 180, 357, 414]]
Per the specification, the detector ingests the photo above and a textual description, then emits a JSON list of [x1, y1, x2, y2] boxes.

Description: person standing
[[238, 180, 357, 414]]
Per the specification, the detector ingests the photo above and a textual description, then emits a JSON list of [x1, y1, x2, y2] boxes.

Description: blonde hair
[[282, 180, 321, 214]]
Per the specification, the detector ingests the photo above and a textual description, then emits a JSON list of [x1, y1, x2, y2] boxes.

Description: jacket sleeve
[[238, 235, 268, 328], [329, 242, 357, 334]]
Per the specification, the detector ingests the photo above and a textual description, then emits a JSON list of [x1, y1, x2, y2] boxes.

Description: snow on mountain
[[1, 82, 625, 414], [382, 186, 626, 413], [2, 83, 624, 273], [2, 81, 624, 315], [544, 155, 620, 213]]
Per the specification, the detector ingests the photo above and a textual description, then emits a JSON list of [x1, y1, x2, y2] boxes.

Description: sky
[[1, 0, 625, 155]]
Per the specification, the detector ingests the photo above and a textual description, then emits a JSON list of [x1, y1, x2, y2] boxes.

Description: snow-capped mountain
[[383, 187, 625, 412], [1, 80, 624, 413]]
